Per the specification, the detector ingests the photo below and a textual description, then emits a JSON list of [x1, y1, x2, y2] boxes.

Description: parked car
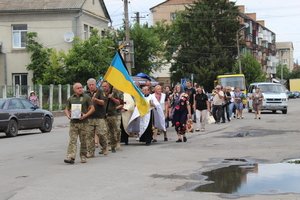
[[0, 98, 54, 137], [286, 91, 296, 99], [293, 91, 300, 98]]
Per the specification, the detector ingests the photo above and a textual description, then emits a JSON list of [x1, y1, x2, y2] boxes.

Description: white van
[[247, 82, 288, 114]]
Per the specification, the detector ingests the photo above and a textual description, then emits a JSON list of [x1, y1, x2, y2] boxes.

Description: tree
[[42, 50, 68, 85], [276, 64, 290, 80], [26, 32, 52, 84], [64, 29, 116, 84], [116, 23, 166, 75], [165, 0, 240, 91], [233, 53, 266, 84], [290, 67, 300, 79]]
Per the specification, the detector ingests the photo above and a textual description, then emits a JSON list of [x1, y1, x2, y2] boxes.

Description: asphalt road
[[0, 99, 300, 200]]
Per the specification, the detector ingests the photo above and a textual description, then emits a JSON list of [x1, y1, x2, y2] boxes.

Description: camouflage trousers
[[87, 118, 108, 154], [66, 122, 89, 159], [105, 115, 121, 148]]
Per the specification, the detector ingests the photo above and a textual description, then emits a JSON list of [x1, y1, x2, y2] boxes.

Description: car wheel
[[282, 109, 287, 114], [5, 119, 18, 137], [272, 110, 276, 114], [40, 116, 52, 133]]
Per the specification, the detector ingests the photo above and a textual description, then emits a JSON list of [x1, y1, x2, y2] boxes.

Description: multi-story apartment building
[[276, 42, 294, 72], [150, 1, 278, 82], [238, 6, 277, 78], [0, 0, 111, 86], [150, 0, 194, 25]]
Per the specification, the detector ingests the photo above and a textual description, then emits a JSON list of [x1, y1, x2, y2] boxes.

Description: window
[[84, 24, 89, 39], [12, 24, 27, 48], [89, 26, 94, 33], [283, 59, 288, 64], [101, 30, 105, 37], [13, 73, 28, 95], [8, 99, 24, 110], [21, 99, 35, 109], [13, 73, 28, 86], [83, 24, 94, 39]]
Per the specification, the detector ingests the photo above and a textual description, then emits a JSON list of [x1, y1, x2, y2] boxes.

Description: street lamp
[[236, 22, 249, 74]]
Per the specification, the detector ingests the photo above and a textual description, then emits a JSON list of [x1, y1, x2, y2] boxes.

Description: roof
[[149, 0, 194, 11], [0, 0, 111, 21], [0, 0, 86, 11], [150, 0, 168, 11]]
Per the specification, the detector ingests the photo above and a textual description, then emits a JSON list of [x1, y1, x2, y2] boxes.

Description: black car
[[0, 98, 54, 137]]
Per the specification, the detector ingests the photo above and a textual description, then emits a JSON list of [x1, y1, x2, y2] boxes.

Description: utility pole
[[236, 23, 249, 74], [134, 12, 140, 25], [124, 0, 132, 75], [132, 12, 146, 25]]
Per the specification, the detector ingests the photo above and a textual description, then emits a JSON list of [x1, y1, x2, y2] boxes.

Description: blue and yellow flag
[[104, 52, 149, 116]]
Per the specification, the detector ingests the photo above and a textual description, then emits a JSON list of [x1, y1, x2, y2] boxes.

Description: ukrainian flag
[[104, 52, 149, 116]]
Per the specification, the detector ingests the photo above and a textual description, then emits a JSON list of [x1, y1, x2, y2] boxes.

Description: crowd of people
[[62, 79, 264, 164]]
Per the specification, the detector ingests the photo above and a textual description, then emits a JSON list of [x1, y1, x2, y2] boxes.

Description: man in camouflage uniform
[[85, 78, 108, 157], [102, 81, 123, 153], [64, 82, 95, 164]]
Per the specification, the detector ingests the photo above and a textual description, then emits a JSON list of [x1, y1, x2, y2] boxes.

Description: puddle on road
[[195, 162, 300, 195]]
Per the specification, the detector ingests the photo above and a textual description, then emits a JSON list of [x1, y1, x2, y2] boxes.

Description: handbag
[[207, 113, 215, 124]]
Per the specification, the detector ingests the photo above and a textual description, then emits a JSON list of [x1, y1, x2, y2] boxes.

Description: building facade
[[150, 1, 279, 84], [276, 42, 294, 72], [150, 0, 194, 25], [238, 6, 277, 78], [0, 0, 111, 86]]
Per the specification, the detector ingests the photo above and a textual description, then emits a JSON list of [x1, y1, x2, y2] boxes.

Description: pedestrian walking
[[152, 85, 169, 142], [194, 86, 210, 132], [85, 78, 108, 157], [172, 93, 191, 142], [221, 86, 232, 123], [102, 81, 123, 153], [233, 87, 245, 119], [64, 83, 95, 164], [212, 85, 224, 123], [251, 87, 264, 119]]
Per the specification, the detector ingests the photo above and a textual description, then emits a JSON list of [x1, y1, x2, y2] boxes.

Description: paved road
[[0, 99, 300, 200]]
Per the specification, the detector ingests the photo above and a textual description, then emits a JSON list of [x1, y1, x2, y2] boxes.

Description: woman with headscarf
[[172, 93, 191, 142]]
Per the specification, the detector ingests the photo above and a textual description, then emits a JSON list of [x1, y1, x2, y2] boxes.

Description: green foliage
[[116, 23, 166, 75], [43, 50, 68, 85], [290, 67, 300, 79], [276, 64, 290, 80], [233, 53, 266, 84], [64, 29, 115, 84], [26, 30, 117, 85], [164, 0, 240, 91], [26, 32, 52, 84]]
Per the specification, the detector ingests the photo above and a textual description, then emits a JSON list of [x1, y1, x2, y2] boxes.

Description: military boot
[[80, 156, 87, 163]]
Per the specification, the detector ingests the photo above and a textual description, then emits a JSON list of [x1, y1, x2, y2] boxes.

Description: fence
[[0, 84, 72, 111]]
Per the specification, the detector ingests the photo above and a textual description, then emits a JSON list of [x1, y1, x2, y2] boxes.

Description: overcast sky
[[104, 0, 300, 62]]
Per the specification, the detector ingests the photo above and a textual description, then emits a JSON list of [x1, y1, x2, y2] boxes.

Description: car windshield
[[259, 84, 285, 93], [0, 99, 5, 109]]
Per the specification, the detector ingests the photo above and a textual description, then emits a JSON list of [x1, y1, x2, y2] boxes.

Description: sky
[[104, 0, 300, 62]]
